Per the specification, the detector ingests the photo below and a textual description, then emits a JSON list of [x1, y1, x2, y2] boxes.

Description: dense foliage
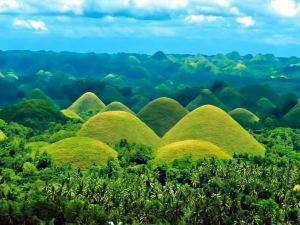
[[0, 119, 299, 224]]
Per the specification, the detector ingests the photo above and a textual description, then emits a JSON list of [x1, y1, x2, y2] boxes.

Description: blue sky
[[0, 0, 300, 56]]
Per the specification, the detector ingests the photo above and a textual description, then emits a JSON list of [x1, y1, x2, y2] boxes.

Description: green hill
[[255, 97, 276, 117], [282, 103, 300, 128], [154, 140, 231, 164], [100, 85, 125, 103], [28, 88, 58, 109], [67, 92, 105, 119], [162, 105, 265, 156], [61, 109, 83, 121], [101, 102, 134, 114], [137, 97, 188, 137], [229, 108, 260, 128], [130, 95, 149, 113], [42, 137, 118, 168], [187, 89, 228, 111], [216, 86, 244, 109], [0, 130, 6, 142], [78, 111, 160, 148]]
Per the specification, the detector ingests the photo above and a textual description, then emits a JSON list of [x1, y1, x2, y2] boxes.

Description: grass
[[101, 101, 134, 114], [67, 92, 105, 118], [42, 137, 118, 168], [0, 130, 7, 142], [154, 140, 231, 164], [61, 109, 83, 121], [78, 111, 160, 148], [293, 185, 300, 191], [255, 97, 276, 116], [282, 103, 300, 128], [162, 105, 265, 156], [187, 89, 228, 111], [216, 86, 244, 109], [137, 97, 188, 137], [25, 141, 49, 150], [229, 108, 259, 127]]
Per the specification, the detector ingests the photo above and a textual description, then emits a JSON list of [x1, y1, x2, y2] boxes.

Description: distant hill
[[101, 102, 134, 114], [67, 92, 105, 119], [229, 108, 260, 128], [138, 97, 188, 137]]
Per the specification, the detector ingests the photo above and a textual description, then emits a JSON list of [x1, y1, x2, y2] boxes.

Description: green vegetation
[[78, 111, 160, 148], [155, 140, 231, 164], [0, 99, 65, 130], [0, 130, 6, 141], [138, 97, 188, 137], [162, 105, 265, 156], [187, 89, 228, 111], [100, 101, 134, 114], [42, 137, 118, 168], [282, 102, 300, 128], [0, 50, 299, 224], [67, 92, 105, 119], [61, 109, 83, 121], [229, 108, 260, 128]]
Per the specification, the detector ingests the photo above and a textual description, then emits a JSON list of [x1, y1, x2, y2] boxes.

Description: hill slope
[[67, 92, 105, 119], [282, 103, 300, 128], [187, 89, 228, 111], [61, 109, 83, 121], [101, 102, 134, 114], [155, 140, 231, 164], [78, 111, 160, 148], [229, 108, 260, 128], [138, 97, 188, 137], [42, 137, 118, 168], [162, 105, 265, 156]]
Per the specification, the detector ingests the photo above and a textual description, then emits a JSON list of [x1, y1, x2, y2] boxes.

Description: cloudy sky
[[0, 0, 300, 56]]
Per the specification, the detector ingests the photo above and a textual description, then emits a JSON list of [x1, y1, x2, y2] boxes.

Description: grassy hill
[[0, 130, 6, 142], [78, 111, 160, 148], [42, 137, 118, 168], [162, 105, 265, 156], [67, 92, 105, 119], [255, 97, 277, 117], [137, 97, 188, 137], [61, 109, 83, 121], [101, 102, 134, 114], [229, 108, 260, 128], [282, 103, 300, 128], [154, 140, 231, 164], [216, 86, 244, 109], [187, 89, 228, 111]]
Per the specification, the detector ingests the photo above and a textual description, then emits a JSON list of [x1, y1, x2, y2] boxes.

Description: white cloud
[[134, 0, 188, 10], [236, 16, 255, 27], [184, 14, 222, 24], [13, 18, 48, 31], [230, 7, 241, 15], [0, 0, 20, 11], [270, 0, 298, 17]]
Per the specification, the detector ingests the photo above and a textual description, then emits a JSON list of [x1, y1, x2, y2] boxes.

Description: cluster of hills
[[16, 91, 266, 167]]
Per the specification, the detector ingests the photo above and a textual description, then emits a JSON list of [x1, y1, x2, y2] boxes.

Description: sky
[[0, 0, 300, 56]]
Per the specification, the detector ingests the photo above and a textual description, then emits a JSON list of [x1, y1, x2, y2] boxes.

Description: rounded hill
[[67, 92, 105, 118], [162, 105, 265, 156], [216, 86, 244, 109], [101, 102, 134, 114], [42, 137, 118, 168], [282, 103, 300, 128], [78, 111, 160, 148], [255, 97, 276, 117], [229, 108, 260, 128], [137, 97, 188, 137], [187, 89, 228, 111], [154, 140, 231, 164]]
